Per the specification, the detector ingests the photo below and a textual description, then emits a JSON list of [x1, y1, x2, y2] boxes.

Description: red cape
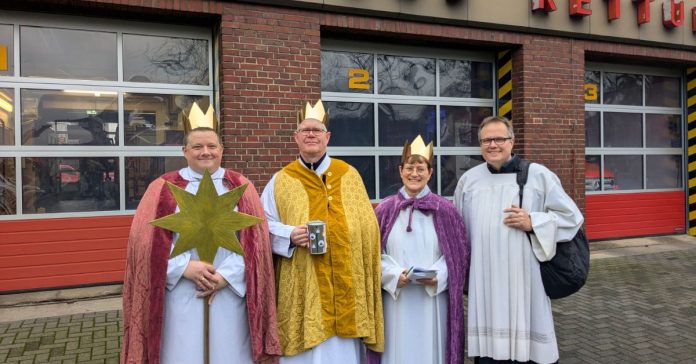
[[121, 169, 280, 363]]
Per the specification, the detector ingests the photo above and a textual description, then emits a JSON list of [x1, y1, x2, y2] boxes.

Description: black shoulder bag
[[516, 160, 589, 299]]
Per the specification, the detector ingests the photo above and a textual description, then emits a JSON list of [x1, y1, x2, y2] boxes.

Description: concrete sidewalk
[[2, 234, 696, 363]]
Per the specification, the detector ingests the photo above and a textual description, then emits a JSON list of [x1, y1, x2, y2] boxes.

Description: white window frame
[[0, 11, 215, 220], [322, 39, 495, 200], [585, 62, 684, 195]]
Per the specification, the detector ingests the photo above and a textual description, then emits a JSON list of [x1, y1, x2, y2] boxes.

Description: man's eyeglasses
[[479, 137, 512, 146], [296, 128, 327, 136]]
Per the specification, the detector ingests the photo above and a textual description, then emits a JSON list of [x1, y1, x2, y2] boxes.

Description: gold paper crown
[[401, 135, 434, 164], [184, 102, 219, 134], [297, 100, 328, 125]]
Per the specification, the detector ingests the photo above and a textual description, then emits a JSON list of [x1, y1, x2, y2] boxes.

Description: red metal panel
[[0, 216, 133, 292], [585, 191, 685, 240]]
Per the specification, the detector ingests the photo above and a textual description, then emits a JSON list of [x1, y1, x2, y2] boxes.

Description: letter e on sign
[[348, 68, 370, 90], [0, 45, 7, 71], [584, 83, 598, 101]]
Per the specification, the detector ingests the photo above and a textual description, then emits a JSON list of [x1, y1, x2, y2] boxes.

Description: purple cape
[[367, 191, 470, 364]]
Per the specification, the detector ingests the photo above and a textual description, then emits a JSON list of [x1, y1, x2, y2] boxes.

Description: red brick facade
[[14, 0, 696, 206], [2, 0, 694, 291]]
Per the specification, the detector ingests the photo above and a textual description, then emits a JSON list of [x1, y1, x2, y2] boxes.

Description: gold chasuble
[[273, 159, 384, 355]]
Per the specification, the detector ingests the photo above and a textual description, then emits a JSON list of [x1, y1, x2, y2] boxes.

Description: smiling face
[[183, 129, 223, 174], [479, 121, 514, 170], [399, 156, 433, 197], [294, 118, 331, 162]]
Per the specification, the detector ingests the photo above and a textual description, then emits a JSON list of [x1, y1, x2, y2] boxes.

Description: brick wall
[[11, 0, 696, 202], [219, 3, 321, 186]]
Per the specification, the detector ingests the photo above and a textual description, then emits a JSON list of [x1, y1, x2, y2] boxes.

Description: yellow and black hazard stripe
[[688, 67, 696, 235], [497, 49, 512, 121]]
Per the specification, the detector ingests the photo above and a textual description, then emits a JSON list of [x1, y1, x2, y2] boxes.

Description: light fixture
[[0, 97, 12, 113], [63, 90, 118, 97]]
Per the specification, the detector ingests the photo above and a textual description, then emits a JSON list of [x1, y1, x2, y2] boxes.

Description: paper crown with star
[[184, 101, 219, 134], [297, 100, 329, 125], [402, 135, 434, 164]]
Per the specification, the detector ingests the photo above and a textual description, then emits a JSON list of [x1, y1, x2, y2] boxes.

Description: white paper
[[407, 267, 437, 281]]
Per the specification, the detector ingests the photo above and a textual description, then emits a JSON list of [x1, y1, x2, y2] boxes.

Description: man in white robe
[[454, 116, 583, 364], [122, 127, 280, 364]]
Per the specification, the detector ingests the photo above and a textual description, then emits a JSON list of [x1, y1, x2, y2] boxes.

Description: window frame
[[322, 39, 495, 201], [584, 62, 684, 195], [0, 11, 215, 219]]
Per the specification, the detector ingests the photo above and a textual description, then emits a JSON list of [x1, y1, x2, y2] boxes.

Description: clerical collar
[[180, 167, 224, 181], [399, 185, 431, 200], [487, 154, 520, 174], [300, 153, 327, 171]]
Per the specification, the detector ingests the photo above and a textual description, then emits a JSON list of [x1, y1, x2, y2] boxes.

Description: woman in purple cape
[[367, 135, 470, 364]]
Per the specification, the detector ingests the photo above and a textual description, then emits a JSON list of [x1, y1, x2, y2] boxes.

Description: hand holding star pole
[[150, 170, 262, 364]]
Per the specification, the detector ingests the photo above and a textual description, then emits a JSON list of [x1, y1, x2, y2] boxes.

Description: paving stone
[[4, 248, 696, 363]]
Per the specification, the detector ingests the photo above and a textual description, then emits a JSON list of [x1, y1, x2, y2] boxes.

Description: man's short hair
[[183, 127, 220, 146], [478, 116, 515, 140]]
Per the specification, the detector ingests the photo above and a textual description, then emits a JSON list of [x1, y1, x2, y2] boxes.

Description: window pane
[[333, 156, 375, 199], [584, 70, 600, 104], [378, 55, 435, 96], [603, 72, 642, 105], [440, 106, 492, 147], [125, 93, 209, 146], [603, 112, 642, 147], [646, 114, 681, 148], [646, 75, 680, 108], [585, 155, 601, 192], [20, 26, 116, 81], [378, 104, 435, 146], [321, 51, 373, 94], [439, 60, 492, 98], [379, 155, 437, 199], [0, 157, 16, 214], [22, 157, 119, 213], [441, 155, 484, 196], [21, 89, 118, 146], [0, 24, 13, 76], [0, 88, 14, 145], [604, 155, 643, 190], [646, 155, 681, 189], [585, 111, 600, 147], [585, 155, 619, 191], [325, 102, 374, 147], [125, 157, 187, 209], [123, 34, 209, 85]]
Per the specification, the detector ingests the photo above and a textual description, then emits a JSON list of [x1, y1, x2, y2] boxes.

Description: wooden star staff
[[150, 170, 262, 364]]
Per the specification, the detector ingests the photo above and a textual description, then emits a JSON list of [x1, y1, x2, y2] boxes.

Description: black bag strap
[[516, 160, 533, 242], [516, 160, 533, 207]]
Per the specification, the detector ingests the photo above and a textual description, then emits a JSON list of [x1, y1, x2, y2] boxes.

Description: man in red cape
[[121, 127, 280, 363]]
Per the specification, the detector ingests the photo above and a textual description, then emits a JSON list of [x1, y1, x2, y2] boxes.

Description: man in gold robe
[[260, 100, 384, 363]]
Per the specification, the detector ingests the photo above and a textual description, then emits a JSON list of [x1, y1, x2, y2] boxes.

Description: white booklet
[[407, 267, 437, 280]]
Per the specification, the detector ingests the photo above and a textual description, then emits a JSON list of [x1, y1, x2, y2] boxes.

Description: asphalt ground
[[1, 235, 695, 363]]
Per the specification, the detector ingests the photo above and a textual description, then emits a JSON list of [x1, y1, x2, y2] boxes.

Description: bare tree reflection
[[136, 37, 208, 85]]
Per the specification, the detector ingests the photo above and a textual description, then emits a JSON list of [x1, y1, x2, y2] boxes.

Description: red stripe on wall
[[0, 216, 132, 292], [585, 191, 685, 240]]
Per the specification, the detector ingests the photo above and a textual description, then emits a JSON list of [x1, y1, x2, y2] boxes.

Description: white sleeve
[[260, 174, 296, 258], [424, 255, 448, 297], [528, 168, 584, 262], [381, 254, 406, 300], [166, 240, 191, 291], [216, 253, 246, 297]]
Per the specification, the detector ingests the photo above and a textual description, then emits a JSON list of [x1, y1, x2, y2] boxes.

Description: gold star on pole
[[150, 170, 262, 263]]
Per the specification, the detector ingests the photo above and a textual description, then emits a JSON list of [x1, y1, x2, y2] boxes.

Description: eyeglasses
[[479, 137, 512, 146], [402, 166, 429, 175], [296, 128, 327, 136]]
